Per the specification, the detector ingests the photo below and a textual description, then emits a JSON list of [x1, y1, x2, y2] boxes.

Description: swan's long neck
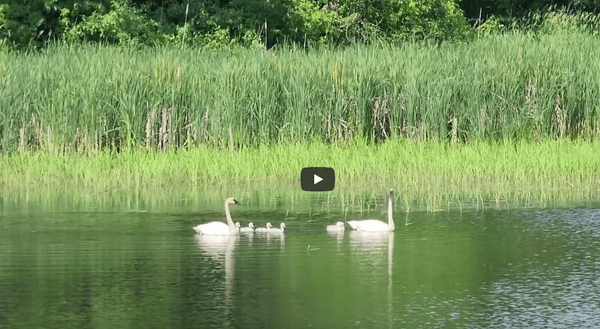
[[224, 201, 235, 229], [387, 193, 395, 231]]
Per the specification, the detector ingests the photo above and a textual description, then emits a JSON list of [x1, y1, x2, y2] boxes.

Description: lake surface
[[1, 195, 600, 328]]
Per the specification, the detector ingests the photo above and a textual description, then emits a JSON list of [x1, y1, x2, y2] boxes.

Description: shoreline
[[2, 139, 599, 211]]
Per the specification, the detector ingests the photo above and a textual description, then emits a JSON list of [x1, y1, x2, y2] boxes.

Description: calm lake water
[[1, 195, 600, 328]]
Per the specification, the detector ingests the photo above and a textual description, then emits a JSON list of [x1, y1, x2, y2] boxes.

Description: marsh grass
[[2, 30, 600, 152], [2, 139, 599, 212]]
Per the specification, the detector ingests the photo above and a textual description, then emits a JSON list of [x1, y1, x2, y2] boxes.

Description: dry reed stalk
[[450, 117, 458, 143], [398, 98, 407, 137], [94, 129, 99, 153], [35, 121, 43, 151], [201, 110, 211, 144], [525, 78, 536, 104], [373, 97, 391, 143], [102, 117, 108, 151], [80, 131, 88, 153], [185, 124, 191, 147], [525, 78, 539, 132], [338, 119, 347, 142], [228, 126, 235, 151], [146, 108, 157, 149], [216, 117, 223, 149], [47, 126, 53, 153], [554, 93, 566, 138], [190, 121, 198, 146], [478, 105, 487, 135], [160, 107, 171, 150], [30, 115, 38, 150], [74, 127, 80, 152], [169, 110, 176, 148], [18, 125, 25, 154]]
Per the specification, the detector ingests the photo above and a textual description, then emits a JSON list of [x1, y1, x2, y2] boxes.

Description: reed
[[1, 30, 600, 153], [2, 138, 599, 211]]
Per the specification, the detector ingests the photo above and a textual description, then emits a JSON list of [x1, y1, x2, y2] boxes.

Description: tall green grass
[[1, 30, 600, 153], [2, 139, 600, 211]]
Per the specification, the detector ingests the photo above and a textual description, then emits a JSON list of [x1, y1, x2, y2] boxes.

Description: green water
[[1, 195, 600, 328]]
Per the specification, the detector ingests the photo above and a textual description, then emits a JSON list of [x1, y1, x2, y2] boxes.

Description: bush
[[63, 0, 161, 46]]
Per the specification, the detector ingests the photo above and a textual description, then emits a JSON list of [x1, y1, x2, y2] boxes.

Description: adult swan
[[193, 197, 241, 235], [347, 189, 395, 232]]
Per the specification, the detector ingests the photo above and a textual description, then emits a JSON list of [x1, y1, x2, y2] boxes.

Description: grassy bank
[[1, 30, 600, 153], [2, 139, 599, 211]]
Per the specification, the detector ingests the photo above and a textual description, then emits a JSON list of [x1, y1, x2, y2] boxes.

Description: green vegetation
[[0, 0, 469, 49], [2, 0, 599, 49], [2, 30, 600, 154], [2, 139, 599, 211], [2, 1, 599, 210]]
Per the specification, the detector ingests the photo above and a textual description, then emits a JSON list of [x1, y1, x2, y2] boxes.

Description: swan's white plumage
[[347, 189, 395, 232], [192, 197, 240, 235], [326, 221, 345, 232], [193, 221, 234, 235], [267, 223, 286, 234], [347, 219, 389, 232], [240, 222, 254, 233], [255, 223, 272, 233]]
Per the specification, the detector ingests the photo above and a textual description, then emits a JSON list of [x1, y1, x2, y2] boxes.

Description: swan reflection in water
[[270, 232, 286, 247], [327, 229, 345, 245], [194, 233, 239, 319], [349, 231, 395, 328], [257, 231, 285, 247]]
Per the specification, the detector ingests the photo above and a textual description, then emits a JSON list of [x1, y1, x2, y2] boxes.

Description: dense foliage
[[1, 0, 598, 49]]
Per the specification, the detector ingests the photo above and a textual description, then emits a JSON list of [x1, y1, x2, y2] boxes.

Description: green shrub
[[63, 0, 161, 46]]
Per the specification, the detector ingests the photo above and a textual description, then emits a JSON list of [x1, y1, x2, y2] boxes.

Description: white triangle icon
[[314, 174, 323, 185]]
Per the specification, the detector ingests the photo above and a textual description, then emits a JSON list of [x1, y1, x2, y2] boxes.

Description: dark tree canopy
[[0, 0, 597, 48]]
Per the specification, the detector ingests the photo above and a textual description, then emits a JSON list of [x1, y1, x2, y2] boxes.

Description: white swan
[[255, 223, 272, 233], [326, 221, 345, 232], [347, 189, 395, 232], [267, 223, 286, 234], [192, 197, 241, 235], [240, 222, 254, 233]]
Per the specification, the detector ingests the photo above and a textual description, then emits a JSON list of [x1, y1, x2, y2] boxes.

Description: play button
[[301, 167, 335, 192], [314, 174, 323, 185]]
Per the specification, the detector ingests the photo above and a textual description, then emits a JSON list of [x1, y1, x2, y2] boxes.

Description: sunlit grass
[[2, 138, 599, 212]]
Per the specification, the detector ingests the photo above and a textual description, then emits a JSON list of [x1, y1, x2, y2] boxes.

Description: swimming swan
[[347, 189, 395, 232], [326, 221, 345, 232], [267, 223, 286, 234], [192, 197, 241, 235], [240, 222, 255, 233], [255, 223, 272, 233]]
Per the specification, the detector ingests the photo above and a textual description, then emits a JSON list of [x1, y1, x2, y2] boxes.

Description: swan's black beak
[[234, 199, 241, 205]]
